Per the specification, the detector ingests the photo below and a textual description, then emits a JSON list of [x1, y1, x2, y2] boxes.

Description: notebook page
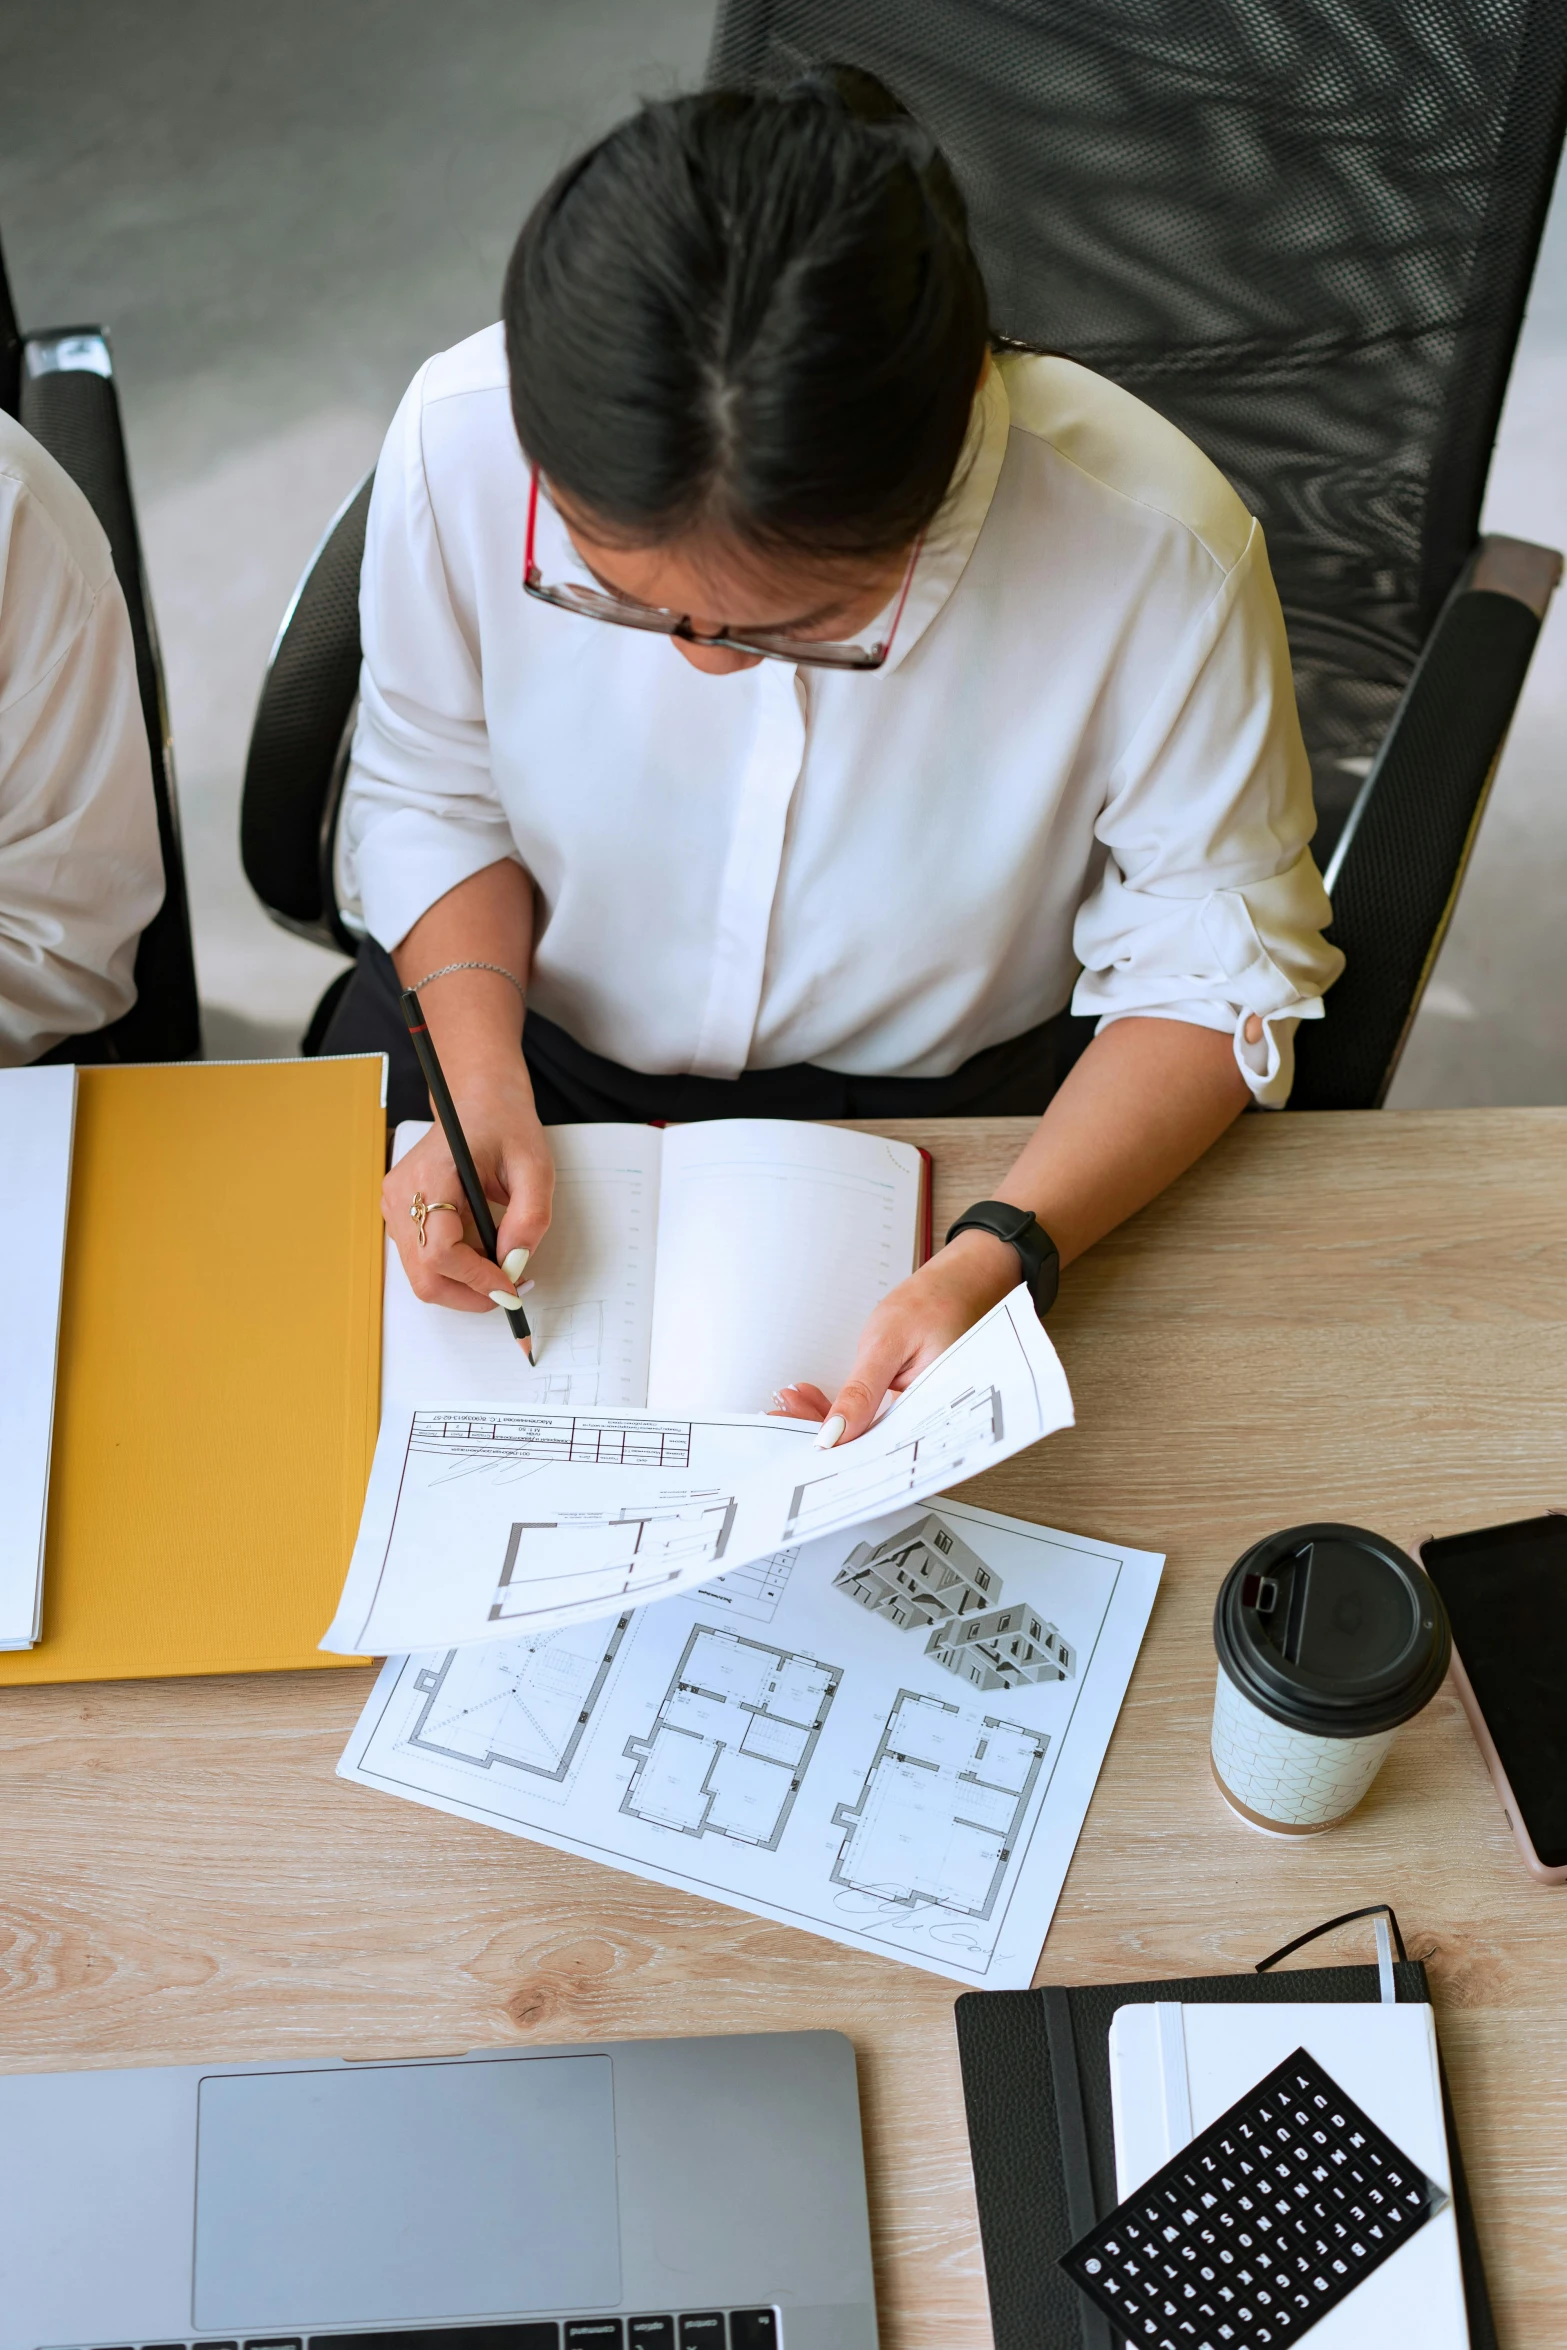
[[0, 1066, 76, 1647], [646, 1120, 922, 1414], [382, 1122, 662, 1418]]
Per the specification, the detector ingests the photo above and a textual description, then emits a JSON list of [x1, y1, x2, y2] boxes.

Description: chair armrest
[[240, 472, 373, 954], [1290, 533, 1562, 1111], [20, 329, 202, 1061]]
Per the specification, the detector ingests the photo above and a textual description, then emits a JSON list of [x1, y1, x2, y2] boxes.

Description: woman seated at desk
[[326, 66, 1341, 1442]]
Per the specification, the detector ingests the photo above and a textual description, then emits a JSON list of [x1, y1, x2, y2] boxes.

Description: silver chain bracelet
[[408, 960, 526, 1002]]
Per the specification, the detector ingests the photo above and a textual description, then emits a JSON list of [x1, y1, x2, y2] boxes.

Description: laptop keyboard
[[75, 2315, 780, 2350]]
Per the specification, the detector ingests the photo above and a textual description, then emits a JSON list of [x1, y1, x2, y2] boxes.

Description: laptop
[[0, 2030, 876, 2350]]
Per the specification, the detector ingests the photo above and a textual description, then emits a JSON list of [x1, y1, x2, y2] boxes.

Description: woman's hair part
[[503, 66, 990, 562]]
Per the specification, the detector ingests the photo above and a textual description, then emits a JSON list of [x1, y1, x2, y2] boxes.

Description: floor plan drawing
[[830, 1689, 1050, 1920], [698, 1545, 798, 1624], [342, 1498, 1164, 1989], [783, 1383, 1005, 1540], [490, 1496, 738, 1621], [620, 1626, 842, 1849], [341, 1290, 1073, 1656], [405, 1614, 632, 1782]]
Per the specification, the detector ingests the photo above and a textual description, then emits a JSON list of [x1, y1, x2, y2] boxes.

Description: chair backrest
[[16, 322, 202, 1061], [0, 234, 20, 420], [240, 474, 374, 956], [709, 0, 1567, 860]]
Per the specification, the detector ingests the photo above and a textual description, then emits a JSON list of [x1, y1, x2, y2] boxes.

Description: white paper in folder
[[0, 1065, 76, 1647], [1108, 2000, 1470, 2347]]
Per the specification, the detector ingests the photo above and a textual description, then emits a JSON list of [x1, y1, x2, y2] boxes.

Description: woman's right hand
[[382, 1059, 556, 1313]]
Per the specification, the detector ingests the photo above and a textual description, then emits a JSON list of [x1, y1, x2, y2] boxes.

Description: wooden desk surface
[[3, 1109, 1564, 2347]]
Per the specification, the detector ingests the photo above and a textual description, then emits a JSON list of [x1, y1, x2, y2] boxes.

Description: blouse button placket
[[687, 662, 808, 1078]]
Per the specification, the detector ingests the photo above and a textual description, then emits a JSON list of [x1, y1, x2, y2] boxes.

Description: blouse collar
[[868, 359, 1012, 676]]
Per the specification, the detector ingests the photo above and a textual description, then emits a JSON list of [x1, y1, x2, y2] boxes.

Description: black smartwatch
[[945, 1199, 1060, 1321]]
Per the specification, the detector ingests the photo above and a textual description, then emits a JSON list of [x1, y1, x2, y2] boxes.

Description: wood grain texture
[[2, 1109, 1563, 2347]]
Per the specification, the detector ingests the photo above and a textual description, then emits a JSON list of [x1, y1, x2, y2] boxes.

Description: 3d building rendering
[[832, 1512, 999, 1630], [925, 1604, 1076, 1694], [833, 1513, 1075, 1694]]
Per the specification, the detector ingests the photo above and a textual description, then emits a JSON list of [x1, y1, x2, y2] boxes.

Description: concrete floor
[[0, 0, 1562, 1099]]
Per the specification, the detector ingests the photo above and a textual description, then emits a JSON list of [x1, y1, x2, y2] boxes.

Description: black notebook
[[954, 1951, 1495, 2350]]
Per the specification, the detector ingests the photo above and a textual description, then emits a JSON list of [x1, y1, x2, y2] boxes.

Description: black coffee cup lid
[[1214, 1522, 1450, 1737]]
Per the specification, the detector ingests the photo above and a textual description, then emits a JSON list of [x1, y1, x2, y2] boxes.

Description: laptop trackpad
[[194, 2055, 620, 2327]]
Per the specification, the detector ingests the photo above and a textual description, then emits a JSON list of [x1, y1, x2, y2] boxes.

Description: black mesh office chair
[[708, 0, 1567, 1109], [238, 472, 374, 1049], [242, 0, 1567, 1106], [0, 230, 201, 1062]]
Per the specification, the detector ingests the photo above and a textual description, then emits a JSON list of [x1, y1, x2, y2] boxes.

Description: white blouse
[[341, 331, 1342, 1105], [0, 411, 163, 1066]]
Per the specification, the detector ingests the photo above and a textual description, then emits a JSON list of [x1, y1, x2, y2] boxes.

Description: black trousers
[[317, 938, 1095, 1129], [31, 1027, 121, 1066]]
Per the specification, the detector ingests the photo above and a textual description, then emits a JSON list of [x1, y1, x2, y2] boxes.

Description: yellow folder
[[0, 1056, 385, 1685]]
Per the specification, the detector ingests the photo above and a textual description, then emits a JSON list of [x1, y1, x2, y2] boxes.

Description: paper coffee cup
[[1211, 1523, 1450, 1833]]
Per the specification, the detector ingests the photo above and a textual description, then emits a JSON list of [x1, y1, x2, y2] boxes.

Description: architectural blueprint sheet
[[340, 1498, 1161, 1987], [322, 1288, 1073, 1654]]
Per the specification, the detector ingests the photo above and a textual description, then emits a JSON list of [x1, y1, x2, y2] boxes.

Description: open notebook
[[382, 1117, 931, 1420]]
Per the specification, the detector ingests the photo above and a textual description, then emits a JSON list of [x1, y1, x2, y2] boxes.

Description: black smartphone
[[1416, 1510, 1567, 1883]]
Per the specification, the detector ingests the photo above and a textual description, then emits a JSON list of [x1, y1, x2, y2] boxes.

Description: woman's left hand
[[773, 1227, 1022, 1446]]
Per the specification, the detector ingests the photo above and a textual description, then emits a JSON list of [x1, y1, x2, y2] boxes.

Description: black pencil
[[399, 985, 533, 1357]]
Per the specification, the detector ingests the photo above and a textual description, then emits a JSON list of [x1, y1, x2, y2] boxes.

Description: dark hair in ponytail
[[502, 67, 989, 561]]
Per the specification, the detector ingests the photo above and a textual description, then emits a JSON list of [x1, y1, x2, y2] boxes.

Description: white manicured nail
[[814, 1414, 847, 1450], [489, 1289, 519, 1309], [502, 1246, 530, 1281]]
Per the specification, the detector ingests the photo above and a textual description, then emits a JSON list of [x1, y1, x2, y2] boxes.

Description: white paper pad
[[0, 1065, 76, 1647], [380, 1124, 661, 1420], [339, 1498, 1162, 1986], [324, 1287, 1073, 1654]]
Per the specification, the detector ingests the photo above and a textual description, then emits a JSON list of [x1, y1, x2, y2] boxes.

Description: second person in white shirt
[[324, 64, 1342, 1441]]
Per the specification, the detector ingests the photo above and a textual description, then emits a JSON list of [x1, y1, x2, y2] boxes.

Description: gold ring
[[410, 1193, 463, 1248]]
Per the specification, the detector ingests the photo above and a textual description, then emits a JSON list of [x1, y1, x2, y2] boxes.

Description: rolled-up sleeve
[[337, 365, 518, 952], [1071, 518, 1343, 1107]]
